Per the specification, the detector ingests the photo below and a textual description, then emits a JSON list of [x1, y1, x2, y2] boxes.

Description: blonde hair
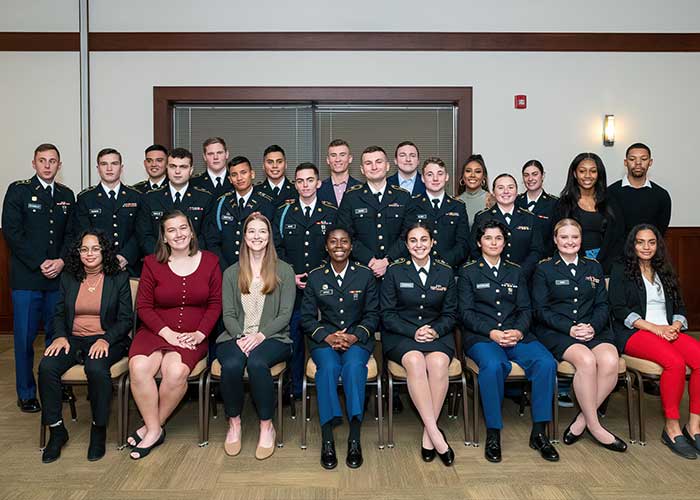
[[553, 217, 582, 237], [238, 213, 279, 294]]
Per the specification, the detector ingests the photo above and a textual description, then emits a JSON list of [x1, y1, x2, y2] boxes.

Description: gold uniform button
[[377, 224, 382, 228], [340, 321, 345, 325], [574, 287, 578, 291], [379, 245, 385, 251], [378, 235, 383, 240], [496, 301, 500, 305], [339, 298, 344, 302], [236, 241, 240, 245], [113, 214, 117, 219], [497, 323, 502, 327], [339, 310, 344, 314], [421, 294, 426, 299], [113, 233, 118, 237], [497, 312, 502, 316], [305, 231, 310, 236], [113, 223, 118, 227], [573, 298, 578, 303], [573, 309, 578, 314], [235, 251, 239, 255], [496, 289, 500, 293], [418, 316, 422, 320]]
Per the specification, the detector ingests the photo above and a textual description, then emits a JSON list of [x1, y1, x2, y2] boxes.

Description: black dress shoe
[[562, 412, 584, 445], [529, 432, 559, 462], [18, 398, 41, 413], [484, 430, 502, 463], [346, 440, 363, 468], [421, 445, 436, 462], [42, 424, 69, 463], [434, 428, 454, 466], [588, 429, 627, 452], [321, 440, 337, 470], [87, 424, 107, 461], [682, 426, 700, 452], [664, 429, 697, 459]]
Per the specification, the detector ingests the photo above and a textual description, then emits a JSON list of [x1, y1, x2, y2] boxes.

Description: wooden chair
[[464, 357, 558, 446], [554, 358, 635, 443], [202, 359, 288, 447], [300, 355, 384, 449], [386, 357, 469, 447], [39, 277, 139, 450]]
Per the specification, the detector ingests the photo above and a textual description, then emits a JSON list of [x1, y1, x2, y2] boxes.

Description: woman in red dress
[[127, 210, 222, 459]]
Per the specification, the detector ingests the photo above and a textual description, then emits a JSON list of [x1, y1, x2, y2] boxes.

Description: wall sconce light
[[603, 114, 615, 146]]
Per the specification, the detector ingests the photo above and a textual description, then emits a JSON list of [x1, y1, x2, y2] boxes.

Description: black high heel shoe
[[436, 428, 454, 466], [562, 412, 584, 445], [421, 428, 436, 462], [587, 428, 627, 452]]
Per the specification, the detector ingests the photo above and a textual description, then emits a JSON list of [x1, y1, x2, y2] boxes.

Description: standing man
[[608, 142, 672, 236], [2, 144, 75, 412], [403, 157, 470, 267], [136, 147, 214, 255], [74, 148, 142, 276], [206, 156, 275, 269], [337, 146, 411, 278], [273, 162, 337, 399], [133, 144, 169, 194], [254, 144, 297, 208], [387, 141, 426, 196], [191, 137, 233, 200], [318, 139, 362, 208]]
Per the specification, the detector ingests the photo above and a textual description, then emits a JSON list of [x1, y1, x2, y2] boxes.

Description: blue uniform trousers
[[311, 344, 370, 426], [12, 289, 59, 400], [467, 340, 556, 429], [289, 307, 305, 397]]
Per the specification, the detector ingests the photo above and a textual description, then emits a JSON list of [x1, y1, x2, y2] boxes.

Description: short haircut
[[263, 144, 286, 159], [521, 159, 544, 175], [395, 140, 420, 158], [626, 142, 651, 157], [228, 156, 252, 171], [361, 145, 388, 162], [492, 173, 518, 191], [295, 162, 319, 178], [34, 143, 60, 160], [422, 156, 446, 172], [328, 138, 350, 150], [202, 137, 227, 153], [145, 144, 168, 156], [475, 219, 509, 244], [97, 147, 122, 164], [325, 227, 351, 245], [168, 147, 194, 166]]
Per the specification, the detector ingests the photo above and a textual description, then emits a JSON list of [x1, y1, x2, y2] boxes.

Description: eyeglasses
[[79, 246, 102, 255]]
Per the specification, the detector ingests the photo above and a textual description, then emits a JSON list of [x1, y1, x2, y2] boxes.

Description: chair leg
[[211, 384, 218, 420], [461, 373, 470, 446], [116, 374, 126, 449], [276, 373, 284, 448], [518, 383, 527, 416], [123, 376, 130, 447], [300, 377, 308, 449], [376, 377, 384, 449], [387, 373, 394, 448], [472, 371, 480, 447], [632, 370, 647, 445], [624, 372, 636, 443], [203, 372, 212, 447], [68, 389, 77, 421], [198, 372, 208, 447]]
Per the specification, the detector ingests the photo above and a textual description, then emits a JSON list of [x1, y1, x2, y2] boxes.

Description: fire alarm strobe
[[514, 95, 527, 109]]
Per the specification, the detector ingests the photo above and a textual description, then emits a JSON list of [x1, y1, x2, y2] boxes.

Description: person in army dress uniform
[[516, 160, 558, 258], [532, 218, 626, 452], [272, 162, 336, 398], [206, 156, 275, 269], [403, 157, 470, 267], [301, 228, 378, 469], [459, 219, 558, 463], [133, 144, 168, 194], [471, 173, 543, 279], [2, 144, 75, 412], [136, 147, 214, 256], [381, 222, 456, 466], [253, 145, 297, 208], [73, 148, 142, 276], [190, 137, 233, 200]]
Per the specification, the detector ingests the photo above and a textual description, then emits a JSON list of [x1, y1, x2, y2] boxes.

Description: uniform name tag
[[122, 202, 137, 208], [399, 282, 414, 288], [555, 279, 570, 285], [430, 285, 447, 292], [476, 283, 490, 289], [27, 202, 42, 210], [188, 206, 204, 211], [354, 208, 368, 215], [516, 225, 531, 230], [89, 208, 102, 215], [320, 289, 334, 296], [284, 223, 297, 230], [151, 211, 163, 217], [447, 212, 460, 217], [416, 214, 428, 220], [221, 214, 235, 222]]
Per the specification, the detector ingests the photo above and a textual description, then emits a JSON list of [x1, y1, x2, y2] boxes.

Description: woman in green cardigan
[[216, 213, 295, 460]]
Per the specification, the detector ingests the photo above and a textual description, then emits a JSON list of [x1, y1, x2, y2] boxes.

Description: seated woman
[[381, 222, 456, 466], [532, 218, 626, 452], [38, 230, 133, 463], [459, 219, 558, 463], [216, 214, 294, 460], [471, 174, 543, 279], [301, 228, 379, 470], [128, 210, 222, 460], [609, 223, 700, 459]]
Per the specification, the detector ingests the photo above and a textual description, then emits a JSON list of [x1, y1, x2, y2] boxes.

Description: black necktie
[[336, 274, 343, 287], [568, 263, 577, 276], [504, 213, 512, 225], [151, 183, 158, 190], [374, 192, 382, 204], [418, 267, 428, 284], [215, 177, 222, 189], [304, 206, 311, 219], [272, 186, 280, 198], [108, 189, 116, 201], [238, 197, 245, 209], [432, 198, 440, 210], [492, 266, 499, 278], [174, 191, 181, 206], [45, 185, 53, 199], [527, 201, 536, 211]]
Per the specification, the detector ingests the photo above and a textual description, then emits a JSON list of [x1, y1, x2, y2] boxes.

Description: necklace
[[85, 272, 103, 293]]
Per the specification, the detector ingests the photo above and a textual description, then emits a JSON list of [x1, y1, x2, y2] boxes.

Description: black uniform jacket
[[254, 177, 298, 208], [608, 261, 688, 352], [205, 190, 275, 269], [458, 257, 534, 352], [52, 270, 133, 349], [2, 175, 75, 290], [74, 184, 142, 266], [136, 184, 214, 255], [190, 170, 233, 200], [471, 205, 543, 279], [515, 191, 558, 258], [317, 175, 362, 208], [336, 183, 411, 264], [132, 178, 168, 194], [380, 258, 457, 353], [301, 262, 379, 353], [403, 193, 470, 267]]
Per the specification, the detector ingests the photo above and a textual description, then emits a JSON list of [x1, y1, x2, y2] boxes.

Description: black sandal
[[126, 430, 143, 448], [130, 429, 166, 460]]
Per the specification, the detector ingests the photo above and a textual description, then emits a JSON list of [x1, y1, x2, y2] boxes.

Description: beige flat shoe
[[224, 438, 241, 457], [255, 429, 276, 460]]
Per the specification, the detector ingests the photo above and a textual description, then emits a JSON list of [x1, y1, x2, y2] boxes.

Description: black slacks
[[217, 338, 292, 420], [38, 336, 127, 426]]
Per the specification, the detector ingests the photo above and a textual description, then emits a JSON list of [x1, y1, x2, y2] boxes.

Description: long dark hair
[[457, 154, 489, 195], [558, 153, 614, 222], [623, 224, 682, 306], [64, 230, 121, 281]]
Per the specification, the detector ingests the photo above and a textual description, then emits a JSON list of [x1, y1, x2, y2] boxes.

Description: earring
[[459, 179, 465, 186]]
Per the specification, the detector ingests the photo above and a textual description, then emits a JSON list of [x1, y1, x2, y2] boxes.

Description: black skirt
[[535, 326, 616, 361], [383, 334, 455, 364]]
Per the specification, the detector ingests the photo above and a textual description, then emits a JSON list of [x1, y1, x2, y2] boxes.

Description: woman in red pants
[[609, 223, 700, 459]]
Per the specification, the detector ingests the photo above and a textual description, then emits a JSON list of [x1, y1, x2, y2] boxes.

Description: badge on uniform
[[350, 289, 362, 300], [476, 283, 490, 289], [89, 208, 102, 215], [430, 284, 447, 292], [189, 206, 204, 211], [152, 210, 163, 218], [320, 283, 333, 296], [354, 208, 368, 215], [416, 214, 428, 220], [585, 276, 600, 288], [122, 202, 137, 208], [516, 225, 531, 231], [56, 201, 71, 214], [28, 202, 42, 210], [503, 282, 517, 295], [555, 279, 570, 286], [221, 214, 234, 222], [388, 203, 401, 208], [399, 282, 414, 288], [284, 223, 296, 229]]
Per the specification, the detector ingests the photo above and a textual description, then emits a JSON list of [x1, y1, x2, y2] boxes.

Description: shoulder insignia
[[461, 259, 478, 268], [389, 258, 406, 267], [504, 259, 521, 268], [216, 192, 232, 202], [192, 186, 212, 195], [256, 191, 273, 201], [77, 185, 98, 196], [15, 178, 33, 185], [538, 257, 552, 264], [517, 207, 534, 215], [353, 261, 371, 271], [582, 256, 600, 263], [346, 184, 363, 193], [320, 200, 337, 210], [191, 171, 206, 179], [281, 198, 296, 206], [308, 264, 326, 275], [391, 184, 409, 193], [474, 208, 490, 217], [133, 180, 147, 186], [412, 193, 423, 200], [435, 259, 451, 269], [451, 195, 465, 204], [122, 184, 141, 193], [151, 184, 167, 192]]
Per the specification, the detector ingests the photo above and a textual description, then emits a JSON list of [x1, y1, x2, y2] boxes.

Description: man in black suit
[[190, 137, 234, 199], [387, 141, 426, 196], [133, 144, 168, 194], [2, 143, 75, 412], [253, 144, 297, 208], [318, 139, 361, 208]]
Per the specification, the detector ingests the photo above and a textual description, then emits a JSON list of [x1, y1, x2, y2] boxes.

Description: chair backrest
[[129, 278, 140, 337]]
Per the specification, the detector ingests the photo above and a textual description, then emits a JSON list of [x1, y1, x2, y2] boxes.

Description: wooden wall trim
[[4, 31, 700, 52], [665, 227, 700, 329], [0, 32, 79, 51]]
